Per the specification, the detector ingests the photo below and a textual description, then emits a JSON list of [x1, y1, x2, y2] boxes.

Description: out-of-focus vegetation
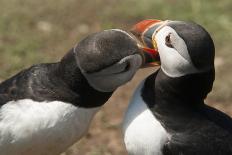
[[0, 0, 231, 154]]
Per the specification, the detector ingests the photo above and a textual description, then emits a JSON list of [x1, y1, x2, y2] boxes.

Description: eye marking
[[165, 33, 174, 48]]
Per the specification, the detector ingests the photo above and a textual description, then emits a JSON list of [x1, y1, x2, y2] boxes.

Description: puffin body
[[0, 29, 146, 155], [123, 20, 232, 155]]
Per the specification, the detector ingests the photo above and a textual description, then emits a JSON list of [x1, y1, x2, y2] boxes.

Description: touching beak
[[130, 19, 164, 67]]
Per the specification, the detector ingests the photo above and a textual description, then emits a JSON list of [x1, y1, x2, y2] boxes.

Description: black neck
[[55, 49, 113, 108], [142, 68, 215, 108], [142, 69, 215, 132], [57, 49, 83, 90]]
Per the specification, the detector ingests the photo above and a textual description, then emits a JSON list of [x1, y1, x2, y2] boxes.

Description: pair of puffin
[[123, 19, 232, 155], [0, 19, 231, 155], [0, 29, 152, 155]]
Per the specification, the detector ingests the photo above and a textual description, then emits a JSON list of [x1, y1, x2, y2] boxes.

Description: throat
[[55, 49, 113, 108], [142, 69, 214, 108], [56, 48, 84, 90], [140, 69, 215, 133]]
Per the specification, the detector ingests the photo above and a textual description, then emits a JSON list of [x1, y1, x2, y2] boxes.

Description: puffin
[[0, 29, 154, 155], [122, 19, 232, 155]]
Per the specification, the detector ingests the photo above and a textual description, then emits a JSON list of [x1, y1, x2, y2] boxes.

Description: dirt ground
[[61, 68, 232, 155]]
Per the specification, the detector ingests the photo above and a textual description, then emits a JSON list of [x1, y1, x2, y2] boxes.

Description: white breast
[[122, 81, 170, 155], [0, 99, 99, 155]]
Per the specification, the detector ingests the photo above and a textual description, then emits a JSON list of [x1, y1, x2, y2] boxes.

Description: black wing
[[162, 105, 232, 155]]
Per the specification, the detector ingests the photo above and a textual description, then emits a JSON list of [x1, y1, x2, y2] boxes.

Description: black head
[[74, 29, 144, 92], [168, 21, 215, 71], [75, 29, 142, 73], [131, 19, 215, 77], [131, 20, 215, 99]]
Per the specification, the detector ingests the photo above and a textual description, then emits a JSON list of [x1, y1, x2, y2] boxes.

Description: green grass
[[0, 0, 231, 102]]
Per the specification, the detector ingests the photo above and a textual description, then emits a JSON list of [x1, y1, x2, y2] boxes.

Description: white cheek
[[155, 26, 198, 77], [162, 56, 193, 77], [158, 45, 191, 77]]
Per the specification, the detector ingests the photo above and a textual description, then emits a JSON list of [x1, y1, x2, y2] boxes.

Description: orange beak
[[130, 19, 163, 67]]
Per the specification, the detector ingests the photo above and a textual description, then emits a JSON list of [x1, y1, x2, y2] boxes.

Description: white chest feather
[[0, 99, 99, 155], [122, 81, 170, 155]]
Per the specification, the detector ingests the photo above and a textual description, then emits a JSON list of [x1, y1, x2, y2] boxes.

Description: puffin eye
[[165, 33, 174, 48]]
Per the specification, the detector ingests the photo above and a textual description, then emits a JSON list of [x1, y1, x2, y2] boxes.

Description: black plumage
[[141, 70, 232, 155], [126, 20, 232, 155], [0, 49, 112, 108], [0, 30, 140, 108], [168, 21, 215, 70]]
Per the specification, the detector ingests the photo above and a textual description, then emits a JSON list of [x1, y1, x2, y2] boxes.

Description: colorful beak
[[130, 19, 163, 67]]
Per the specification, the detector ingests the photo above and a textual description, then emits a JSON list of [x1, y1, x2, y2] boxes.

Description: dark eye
[[165, 33, 174, 48]]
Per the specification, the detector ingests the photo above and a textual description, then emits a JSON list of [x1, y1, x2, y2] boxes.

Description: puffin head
[[130, 20, 216, 100], [130, 19, 215, 78], [74, 29, 156, 92]]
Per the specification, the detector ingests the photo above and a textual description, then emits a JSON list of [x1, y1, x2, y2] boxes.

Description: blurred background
[[0, 0, 231, 154]]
